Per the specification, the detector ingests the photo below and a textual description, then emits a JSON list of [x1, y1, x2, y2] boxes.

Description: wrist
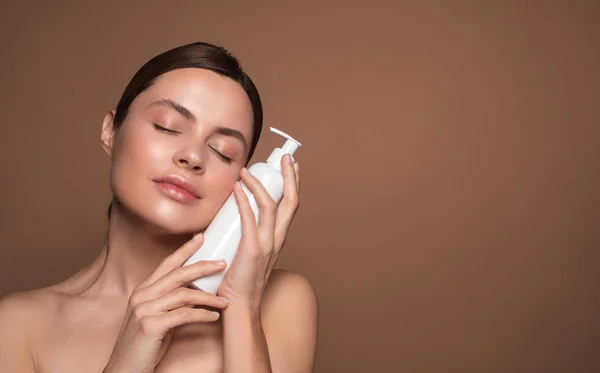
[[102, 365, 116, 373], [102, 358, 126, 373], [222, 298, 262, 322]]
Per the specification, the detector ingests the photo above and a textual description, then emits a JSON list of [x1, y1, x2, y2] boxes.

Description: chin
[[114, 192, 214, 236], [147, 203, 215, 235]]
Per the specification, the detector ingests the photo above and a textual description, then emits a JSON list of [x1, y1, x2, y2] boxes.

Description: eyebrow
[[148, 98, 196, 122], [147, 98, 249, 150], [213, 126, 249, 150]]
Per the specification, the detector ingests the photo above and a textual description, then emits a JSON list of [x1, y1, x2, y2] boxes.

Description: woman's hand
[[103, 234, 230, 373], [217, 154, 300, 310]]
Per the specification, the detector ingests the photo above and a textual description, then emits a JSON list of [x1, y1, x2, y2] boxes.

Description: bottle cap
[[266, 127, 302, 168]]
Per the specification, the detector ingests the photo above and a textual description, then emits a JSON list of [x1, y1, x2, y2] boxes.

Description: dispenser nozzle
[[270, 127, 302, 155]]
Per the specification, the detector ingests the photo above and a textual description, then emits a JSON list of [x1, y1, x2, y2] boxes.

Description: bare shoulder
[[0, 287, 59, 329], [0, 289, 43, 321], [0, 285, 65, 334], [260, 270, 319, 372], [262, 269, 319, 316], [0, 288, 61, 372]]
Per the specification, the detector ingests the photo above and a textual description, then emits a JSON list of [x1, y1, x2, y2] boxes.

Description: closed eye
[[209, 146, 233, 163], [153, 123, 232, 163], [153, 123, 179, 134]]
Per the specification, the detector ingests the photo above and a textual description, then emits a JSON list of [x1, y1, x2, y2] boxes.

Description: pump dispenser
[[184, 127, 302, 294], [267, 127, 301, 166]]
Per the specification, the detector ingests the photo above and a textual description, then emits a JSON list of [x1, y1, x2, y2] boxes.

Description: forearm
[[222, 302, 272, 373]]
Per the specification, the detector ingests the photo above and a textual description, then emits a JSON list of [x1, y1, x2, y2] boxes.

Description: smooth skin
[[0, 68, 318, 373]]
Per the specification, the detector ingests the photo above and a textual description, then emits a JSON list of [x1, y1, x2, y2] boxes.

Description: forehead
[[132, 68, 254, 134]]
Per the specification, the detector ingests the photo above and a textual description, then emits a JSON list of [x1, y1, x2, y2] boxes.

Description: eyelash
[[153, 123, 233, 164], [211, 147, 233, 163], [153, 123, 178, 134]]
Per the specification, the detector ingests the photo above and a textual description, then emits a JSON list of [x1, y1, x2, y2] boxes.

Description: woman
[[0, 42, 318, 373]]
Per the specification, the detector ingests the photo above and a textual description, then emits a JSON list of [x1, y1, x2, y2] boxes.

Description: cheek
[[205, 168, 240, 202], [110, 127, 169, 198], [119, 124, 169, 166]]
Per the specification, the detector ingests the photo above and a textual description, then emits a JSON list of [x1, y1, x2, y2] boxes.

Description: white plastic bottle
[[183, 127, 302, 294]]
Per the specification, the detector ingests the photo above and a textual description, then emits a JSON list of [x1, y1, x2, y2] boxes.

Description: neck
[[88, 203, 195, 298]]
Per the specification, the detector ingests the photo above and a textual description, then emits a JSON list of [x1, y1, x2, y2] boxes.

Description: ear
[[101, 110, 117, 158]]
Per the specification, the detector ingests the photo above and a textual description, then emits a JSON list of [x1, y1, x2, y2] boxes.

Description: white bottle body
[[184, 162, 284, 294]]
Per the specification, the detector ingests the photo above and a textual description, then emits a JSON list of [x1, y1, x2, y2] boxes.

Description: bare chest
[[37, 321, 224, 373]]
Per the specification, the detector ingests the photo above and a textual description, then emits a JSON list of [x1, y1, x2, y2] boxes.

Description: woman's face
[[101, 68, 254, 234]]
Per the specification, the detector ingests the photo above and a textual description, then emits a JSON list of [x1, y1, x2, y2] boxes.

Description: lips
[[153, 175, 202, 199]]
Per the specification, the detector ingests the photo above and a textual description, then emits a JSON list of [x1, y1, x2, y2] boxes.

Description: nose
[[173, 146, 206, 174]]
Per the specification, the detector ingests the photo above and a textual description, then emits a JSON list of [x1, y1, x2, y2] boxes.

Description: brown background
[[1, 1, 599, 372]]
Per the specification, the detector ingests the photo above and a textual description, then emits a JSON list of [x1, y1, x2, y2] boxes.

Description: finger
[[293, 162, 300, 190], [140, 233, 205, 287], [161, 307, 222, 327], [273, 157, 300, 249], [141, 287, 228, 315], [141, 260, 227, 300], [239, 168, 277, 232], [142, 307, 221, 335], [279, 154, 299, 210], [233, 181, 260, 243], [294, 161, 300, 193]]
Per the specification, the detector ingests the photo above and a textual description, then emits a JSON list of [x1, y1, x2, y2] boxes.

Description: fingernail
[[193, 233, 203, 240], [214, 259, 226, 266], [219, 296, 230, 304], [242, 167, 250, 175], [294, 162, 299, 171], [211, 311, 221, 318], [286, 154, 292, 164]]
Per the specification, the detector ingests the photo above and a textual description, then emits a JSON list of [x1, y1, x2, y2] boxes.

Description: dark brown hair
[[108, 42, 263, 219]]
